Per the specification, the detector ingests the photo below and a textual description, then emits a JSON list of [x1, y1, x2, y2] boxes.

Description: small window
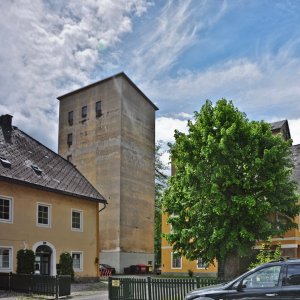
[[37, 203, 51, 227], [96, 101, 102, 117], [0, 156, 11, 168], [72, 209, 83, 231], [67, 133, 73, 146], [31, 165, 42, 176], [171, 252, 182, 269], [197, 258, 208, 269], [284, 264, 300, 286], [81, 106, 87, 118], [67, 155, 72, 162], [68, 111, 74, 125], [0, 196, 13, 223], [72, 252, 83, 271], [0, 247, 12, 272]]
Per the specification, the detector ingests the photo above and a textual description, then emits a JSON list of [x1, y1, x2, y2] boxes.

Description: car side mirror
[[236, 282, 246, 292]]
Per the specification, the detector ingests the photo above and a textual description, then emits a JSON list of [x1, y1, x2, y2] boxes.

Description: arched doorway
[[35, 245, 52, 275], [32, 241, 56, 275]]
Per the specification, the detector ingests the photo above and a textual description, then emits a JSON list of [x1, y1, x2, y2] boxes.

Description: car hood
[[186, 283, 227, 299]]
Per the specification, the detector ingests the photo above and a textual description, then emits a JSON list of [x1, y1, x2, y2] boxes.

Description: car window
[[284, 264, 300, 286], [241, 265, 281, 288]]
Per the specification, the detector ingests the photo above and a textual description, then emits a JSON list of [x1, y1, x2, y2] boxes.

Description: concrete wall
[[120, 76, 155, 254], [0, 181, 99, 277], [58, 74, 156, 272]]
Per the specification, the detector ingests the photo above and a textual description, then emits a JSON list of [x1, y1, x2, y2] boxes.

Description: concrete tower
[[57, 73, 157, 272]]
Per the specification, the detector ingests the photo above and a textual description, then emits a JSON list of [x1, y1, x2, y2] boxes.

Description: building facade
[[0, 115, 106, 278], [57, 72, 158, 272]]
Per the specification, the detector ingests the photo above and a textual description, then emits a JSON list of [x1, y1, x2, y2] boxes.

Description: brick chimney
[[0, 114, 13, 129]]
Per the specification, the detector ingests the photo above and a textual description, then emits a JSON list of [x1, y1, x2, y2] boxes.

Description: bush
[[59, 252, 74, 281], [188, 269, 193, 277], [249, 239, 282, 269], [16, 249, 35, 274]]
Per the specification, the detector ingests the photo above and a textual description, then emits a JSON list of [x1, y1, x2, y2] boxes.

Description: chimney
[[0, 114, 13, 129]]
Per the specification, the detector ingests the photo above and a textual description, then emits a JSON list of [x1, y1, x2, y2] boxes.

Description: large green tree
[[163, 99, 299, 279], [154, 142, 168, 266]]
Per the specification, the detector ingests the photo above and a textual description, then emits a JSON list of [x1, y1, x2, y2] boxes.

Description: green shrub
[[249, 239, 282, 269], [59, 252, 74, 280], [16, 249, 35, 274]]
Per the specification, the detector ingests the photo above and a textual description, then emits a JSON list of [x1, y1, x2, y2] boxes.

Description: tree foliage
[[154, 142, 168, 266], [249, 239, 282, 269], [16, 249, 35, 274], [59, 252, 74, 280], [163, 99, 299, 278]]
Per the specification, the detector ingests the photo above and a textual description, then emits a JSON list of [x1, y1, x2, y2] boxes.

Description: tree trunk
[[223, 251, 241, 280]]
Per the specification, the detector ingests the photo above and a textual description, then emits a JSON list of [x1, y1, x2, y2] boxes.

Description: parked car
[[99, 264, 116, 275], [185, 259, 300, 300]]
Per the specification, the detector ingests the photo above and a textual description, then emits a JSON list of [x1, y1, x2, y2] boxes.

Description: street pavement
[[0, 281, 109, 299], [71, 291, 108, 300]]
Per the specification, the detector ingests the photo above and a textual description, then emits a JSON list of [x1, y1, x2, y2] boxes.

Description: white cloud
[[0, 0, 150, 150], [129, 0, 227, 82], [143, 37, 300, 126], [289, 119, 300, 145], [156, 116, 189, 143]]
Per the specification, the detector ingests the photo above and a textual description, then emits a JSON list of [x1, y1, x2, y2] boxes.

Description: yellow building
[[161, 212, 218, 276], [161, 120, 300, 275], [0, 114, 107, 278]]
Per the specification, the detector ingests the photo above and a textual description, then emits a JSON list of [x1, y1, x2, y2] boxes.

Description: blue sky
[[1, 0, 300, 165]]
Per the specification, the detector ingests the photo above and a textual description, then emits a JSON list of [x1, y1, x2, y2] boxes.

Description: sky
[[1, 0, 300, 166]]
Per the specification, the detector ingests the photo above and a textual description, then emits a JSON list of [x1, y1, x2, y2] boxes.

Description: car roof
[[260, 258, 300, 267]]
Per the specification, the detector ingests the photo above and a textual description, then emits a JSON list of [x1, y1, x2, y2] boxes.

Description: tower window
[[67, 133, 73, 146], [96, 101, 102, 117], [81, 106, 87, 118], [68, 111, 73, 125]]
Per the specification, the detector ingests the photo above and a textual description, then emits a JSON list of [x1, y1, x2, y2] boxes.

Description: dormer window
[[81, 106, 87, 118], [68, 111, 74, 126], [0, 156, 11, 168], [31, 165, 42, 176], [96, 101, 102, 118], [67, 133, 73, 146]]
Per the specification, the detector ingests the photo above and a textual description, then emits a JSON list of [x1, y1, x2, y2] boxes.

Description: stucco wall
[[0, 181, 99, 277], [161, 212, 217, 275]]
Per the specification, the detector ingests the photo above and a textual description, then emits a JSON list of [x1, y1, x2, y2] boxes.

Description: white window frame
[[0, 246, 13, 272], [0, 195, 13, 224], [71, 251, 83, 272], [71, 209, 83, 232], [36, 202, 52, 228], [197, 258, 208, 269], [171, 252, 182, 269]]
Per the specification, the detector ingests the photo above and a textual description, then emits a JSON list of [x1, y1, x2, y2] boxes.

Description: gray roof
[[0, 116, 106, 203], [270, 120, 287, 131]]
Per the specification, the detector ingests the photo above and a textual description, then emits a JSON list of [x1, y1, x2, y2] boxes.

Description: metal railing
[[0, 273, 71, 298], [109, 276, 224, 300]]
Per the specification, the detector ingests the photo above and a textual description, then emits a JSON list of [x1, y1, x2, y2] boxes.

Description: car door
[[279, 263, 300, 300], [226, 265, 282, 300]]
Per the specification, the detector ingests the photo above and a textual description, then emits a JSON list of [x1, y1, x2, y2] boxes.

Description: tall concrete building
[[57, 72, 158, 272]]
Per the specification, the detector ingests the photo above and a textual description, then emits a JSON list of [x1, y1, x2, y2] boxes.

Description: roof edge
[[0, 176, 107, 204], [57, 72, 159, 111]]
